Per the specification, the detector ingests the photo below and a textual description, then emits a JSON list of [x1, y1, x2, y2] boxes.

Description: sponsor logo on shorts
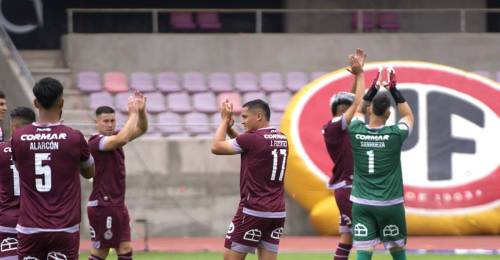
[[383, 225, 400, 237], [243, 229, 262, 242], [23, 257, 40, 260], [47, 252, 67, 260], [225, 222, 235, 239], [104, 229, 113, 240], [1, 237, 18, 252], [270, 227, 284, 240], [354, 223, 368, 237]]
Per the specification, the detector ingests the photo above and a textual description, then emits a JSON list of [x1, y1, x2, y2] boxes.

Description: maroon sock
[[334, 243, 352, 259], [89, 255, 105, 260], [117, 251, 133, 260]]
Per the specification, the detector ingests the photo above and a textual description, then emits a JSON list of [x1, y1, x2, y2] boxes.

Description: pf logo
[[280, 61, 500, 235]]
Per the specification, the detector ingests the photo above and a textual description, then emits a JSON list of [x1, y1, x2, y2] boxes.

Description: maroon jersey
[[231, 127, 288, 218], [0, 141, 19, 232], [10, 122, 92, 233], [87, 133, 126, 207], [322, 115, 354, 189]]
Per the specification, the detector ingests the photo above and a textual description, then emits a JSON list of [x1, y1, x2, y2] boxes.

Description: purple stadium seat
[[104, 72, 128, 93], [157, 112, 184, 135], [496, 71, 500, 82], [310, 71, 328, 80], [130, 72, 155, 92], [378, 12, 401, 31], [269, 91, 292, 112], [218, 92, 242, 113], [182, 72, 207, 93], [196, 12, 222, 30], [170, 12, 196, 30], [260, 72, 285, 92], [270, 112, 283, 127], [242, 92, 267, 104], [352, 11, 377, 31], [235, 72, 259, 92], [184, 112, 211, 135], [89, 91, 113, 110], [144, 92, 166, 113], [286, 72, 308, 92], [114, 92, 130, 113], [208, 72, 233, 93], [167, 92, 192, 113], [192, 92, 218, 113], [473, 70, 492, 79], [157, 72, 182, 93], [210, 113, 222, 130], [77, 71, 101, 93]]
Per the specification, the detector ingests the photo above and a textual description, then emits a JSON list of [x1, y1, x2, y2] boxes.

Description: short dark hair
[[331, 100, 353, 116], [243, 99, 271, 121], [10, 106, 36, 125], [95, 106, 115, 116], [372, 93, 391, 116], [33, 77, 64, 109], [0, 90, 5, 99]]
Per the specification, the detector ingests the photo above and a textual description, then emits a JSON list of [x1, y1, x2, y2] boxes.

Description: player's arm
[[354, 67, 382, 119], [226, 118, 239, 139], [343, 48, 366, 125], [80, 161, 95, 179], [79, 133, 95, 179], [129, 91, 148, 141], [211, 101, 239, 155], [387, 68, 414, 131]]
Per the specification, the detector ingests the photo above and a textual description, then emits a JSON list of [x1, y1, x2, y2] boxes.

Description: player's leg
[[224, 249, 247, 260], [256, 248, 277, 260], [116, 242, 133, 260], [257, 217, 284, 260], [351, 203, 379, 260], [88, 206, 124, 259], [89, 247, 110, 259], [375, 203, 407, 260], [47, 231, 80, 260], [224, 210, 264, 260], [16, 233, 46, 260], [116, 206, 133, 260], [0, 232, 19, 260], [334, 187, 353, 260]]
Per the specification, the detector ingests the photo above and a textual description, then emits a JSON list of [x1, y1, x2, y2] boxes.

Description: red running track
[[80, 236, 500, 252]]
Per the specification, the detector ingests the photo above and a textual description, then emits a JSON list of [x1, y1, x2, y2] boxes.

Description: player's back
[[323, 115, 354, 189], [0, 141, 19, 230], [236, 128, 289, 216], [11, 123, 89, 231]]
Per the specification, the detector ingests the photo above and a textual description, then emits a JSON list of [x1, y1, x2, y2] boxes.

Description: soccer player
[[87, 91, 148, 260], [322, 48, 366, 260], [348, 68, 414, 260], [0, 91, 8, 141], [0, 106, 36, 259], [10, 77, 95, 259], [211, 99, 288, 260]]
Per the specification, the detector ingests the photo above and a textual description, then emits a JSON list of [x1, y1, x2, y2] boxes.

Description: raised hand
[[127, 94, 138, 114], [347, 48, 366, 75], [385, 67, 397, 90], [220, 99, 234, 124], [133, 91, 147, 113]]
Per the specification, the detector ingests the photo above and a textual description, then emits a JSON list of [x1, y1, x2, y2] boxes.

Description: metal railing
[[0, 26, 35, 86], [66, 8, 500, 33]]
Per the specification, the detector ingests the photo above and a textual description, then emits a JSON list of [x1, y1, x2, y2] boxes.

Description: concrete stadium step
[[20, 50, 65, 69], [31, 68, 74, 89], [62, 109, 94, 135]]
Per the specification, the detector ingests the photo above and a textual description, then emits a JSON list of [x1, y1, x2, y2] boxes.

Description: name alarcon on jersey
[[20, 133, 67, 141]]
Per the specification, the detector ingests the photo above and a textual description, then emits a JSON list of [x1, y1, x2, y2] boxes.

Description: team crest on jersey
[[47, 252, 67, 260], [104, 229, 113, 240], [383, 225, 400, 237], [270, 227, 284, 240], [243, 229, 262, 242], [1, 237, 18, 252]]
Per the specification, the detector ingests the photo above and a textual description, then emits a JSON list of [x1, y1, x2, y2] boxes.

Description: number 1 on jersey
[[367, 150, 374, 174], [271, 149, 287, 181]]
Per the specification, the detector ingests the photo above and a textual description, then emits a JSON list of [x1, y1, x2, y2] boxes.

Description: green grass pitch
[[79, 252, 498, 259]]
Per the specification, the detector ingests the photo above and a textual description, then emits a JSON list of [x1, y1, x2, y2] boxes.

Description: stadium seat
[[157, 112, 184, 135], [260, 72, 285, 92], [235, 72, 260, 92], [496, 71, 500, 82], [473, 70, 492, 79], [114, 92, 130, 113], [184, 112, 211, 135], [104, 72, 128, 93], [217, 92, 242, 113], [166, 92, 192, 113], [210, 112, 221, 130], [76, 71, 102, 93], [286, 72, 308, 92], [130, 72, 156, 92], [378, 12, 401, 31], [114, 112, 128, 127], [157, 72, 182, 93], [182, 72, 207, 93], [192, 92, 218, 113], [270, 112, 283, 127], [351, 11, 377, 32], [310, 71, 328, 80], [89, 91, 114, 111], [144, 92, 167, 113], [170, 12, 196, 30], [196, 12, 222, 30], [269, 91, 292, 112], [242, 91, 267, 104], [208, 72, 233, 93]]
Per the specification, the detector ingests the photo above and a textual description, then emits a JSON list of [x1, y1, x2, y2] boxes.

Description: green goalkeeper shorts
[[352, 203, 407, 249]]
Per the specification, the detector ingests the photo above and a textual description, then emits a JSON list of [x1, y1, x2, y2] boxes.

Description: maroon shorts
[[224, 210, 285, 254], [87, 205, 131, 249], [17, 231, 79, 260], [0, 232, 18, 259], [334, 187, 353, 233]]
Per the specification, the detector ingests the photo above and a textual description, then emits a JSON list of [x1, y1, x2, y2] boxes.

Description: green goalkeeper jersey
[[348, 118, 410, 206]]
